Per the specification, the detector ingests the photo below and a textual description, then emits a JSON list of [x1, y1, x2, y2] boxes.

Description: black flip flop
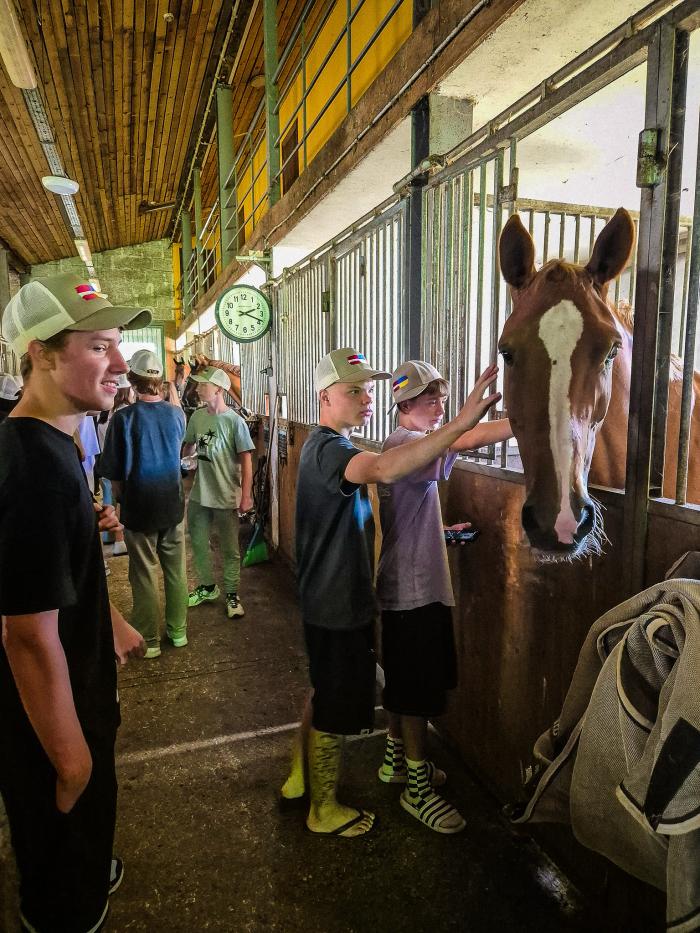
[[306, 809, 377, 837]]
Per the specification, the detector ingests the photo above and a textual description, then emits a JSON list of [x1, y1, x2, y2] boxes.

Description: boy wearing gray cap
[[376, 360, 511, 834], [100, 349, 188, 658], [0, 274, 148, 932], [182, 366, 255, 619], [282, 347, 500, 838]]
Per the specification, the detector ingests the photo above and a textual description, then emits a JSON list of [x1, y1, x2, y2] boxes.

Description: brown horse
[[498, 207, 700, 560]]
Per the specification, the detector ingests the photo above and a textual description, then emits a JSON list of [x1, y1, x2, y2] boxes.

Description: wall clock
[[215, 285, 272, 343]]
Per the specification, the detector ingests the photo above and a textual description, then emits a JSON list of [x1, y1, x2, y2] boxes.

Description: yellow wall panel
[[351, 0, 412, 106]]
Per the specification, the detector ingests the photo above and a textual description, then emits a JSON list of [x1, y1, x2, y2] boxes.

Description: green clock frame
[[215, 284, 272, 344]]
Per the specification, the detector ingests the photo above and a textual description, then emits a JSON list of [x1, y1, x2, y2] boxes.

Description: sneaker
[[144, 645, 161, 659], [109, 857, 124, 895], [188, 584, 220, 607], [168, 633, 188, 648], [112, 540, 128, 556], [226, 592, 245, 619]]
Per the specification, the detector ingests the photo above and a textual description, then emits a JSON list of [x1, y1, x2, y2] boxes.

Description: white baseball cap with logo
[[390, 360, 448, 408], [2, 273, 153, 357], [314, 347, 390, 392], [192, 366, 231, 392], [129, 349, 163, 377], [0, 373, 22, 401]]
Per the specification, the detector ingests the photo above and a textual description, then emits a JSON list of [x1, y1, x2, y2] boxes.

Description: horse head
[[498, 207, 635, 561]]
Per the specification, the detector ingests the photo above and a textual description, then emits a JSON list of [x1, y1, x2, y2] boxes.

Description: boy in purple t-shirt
[[376, 360, 511, 834]]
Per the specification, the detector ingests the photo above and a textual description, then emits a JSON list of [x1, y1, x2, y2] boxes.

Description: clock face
[[215, 285, 272, 343]]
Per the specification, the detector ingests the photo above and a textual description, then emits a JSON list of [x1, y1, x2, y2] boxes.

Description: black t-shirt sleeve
[[0, 487, 78, 615], [315, 433, 362, 495]]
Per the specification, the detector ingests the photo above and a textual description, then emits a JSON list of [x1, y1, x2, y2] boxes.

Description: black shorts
[[304, 622, 377, 735], [381, 603, 457, 718]]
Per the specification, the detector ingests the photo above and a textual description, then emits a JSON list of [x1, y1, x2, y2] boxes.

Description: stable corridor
[[4, 546, 600, 932]]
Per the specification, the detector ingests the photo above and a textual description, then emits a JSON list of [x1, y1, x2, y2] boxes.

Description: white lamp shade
[[42, 175, 80, 196]]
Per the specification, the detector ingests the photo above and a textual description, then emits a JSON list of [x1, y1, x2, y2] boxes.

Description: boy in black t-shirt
[[0, 274, 150, 933], [281, 347, 500, 838]]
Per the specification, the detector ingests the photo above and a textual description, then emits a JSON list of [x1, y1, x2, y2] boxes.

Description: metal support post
[[181, 211, 193, 320], [264, 0, 281, 206], [622, 23, 685, 595], [193, 168, 204, 303], [405, 95, 429, 359], [216, 85, 237, 270]]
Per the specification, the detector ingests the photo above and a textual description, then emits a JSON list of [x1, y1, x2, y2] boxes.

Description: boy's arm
[[238, 451, 253, 513], [110, 602, 145, 665], [2, 611, 92, 813], [450, 418, 512, 453], [345, 365, 500, 486]]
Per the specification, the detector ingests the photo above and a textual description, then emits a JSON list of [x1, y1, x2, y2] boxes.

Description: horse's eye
[[605, 344, 620, 364], [500, 349, 514, 366]]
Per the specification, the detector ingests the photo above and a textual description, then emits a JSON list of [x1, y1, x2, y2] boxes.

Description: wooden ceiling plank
[[150, 0, 194, 219], [142, 0, 170, 203], [86, 1, 116, 248], [43, 0, 102, 247]]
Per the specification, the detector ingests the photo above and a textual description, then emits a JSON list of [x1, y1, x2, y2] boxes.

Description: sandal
[[400, 789, 465, 834], [306, 809, 377, 837]]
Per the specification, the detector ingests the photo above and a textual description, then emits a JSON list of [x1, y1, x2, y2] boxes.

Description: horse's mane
[[612, 298, 683, 381]]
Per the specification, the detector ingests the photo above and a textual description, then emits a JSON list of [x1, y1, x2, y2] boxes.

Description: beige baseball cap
[[192, 366, 231, 392], [129, 349, 163, 377], [314, 347, 390, 392], [2, 273, 153, 357], [0, 373, 22, 401], [391, 360, 448, 406]]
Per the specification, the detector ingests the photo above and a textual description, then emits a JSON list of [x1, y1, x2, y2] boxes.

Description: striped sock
[[403, 757, 465, 834], [406, 757, 432, 801], [378, 735, 406, 782]]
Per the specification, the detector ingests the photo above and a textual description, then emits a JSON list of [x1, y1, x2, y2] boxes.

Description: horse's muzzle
[[521, 500, 595, 552]]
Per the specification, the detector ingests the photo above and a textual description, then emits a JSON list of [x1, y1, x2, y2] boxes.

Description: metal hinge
[[321, 290, 331, 313], [636, 128, 665, 188]]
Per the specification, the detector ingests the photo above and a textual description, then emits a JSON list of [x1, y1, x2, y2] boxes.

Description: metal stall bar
[[675, 109, 700, 505], [623, 22, 685, 595], [649, 26, 689, 497]]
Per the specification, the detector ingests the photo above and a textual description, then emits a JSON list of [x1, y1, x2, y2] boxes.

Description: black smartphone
[[444, 528, 480, 544]]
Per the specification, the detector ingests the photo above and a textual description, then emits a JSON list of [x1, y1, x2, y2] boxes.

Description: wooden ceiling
[[0, 0, 309, 268]]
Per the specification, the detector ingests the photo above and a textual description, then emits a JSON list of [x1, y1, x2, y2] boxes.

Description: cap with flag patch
[[390, 360, 448, 407], [2, 273, 153, 357], [314, 347, 390, 392]]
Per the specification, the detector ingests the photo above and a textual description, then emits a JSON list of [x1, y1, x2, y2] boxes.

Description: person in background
[[100, 350, 188, 659], [0, 272, 147, 933], [0, 373, 22, 422], [98, 376, 133, 556], [182, 366, 254, 620]]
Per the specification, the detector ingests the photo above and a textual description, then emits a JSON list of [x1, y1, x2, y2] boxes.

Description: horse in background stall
[[497, 207, 700, 561], [180, 353, 244, 419], [173, 357, 187, 399]]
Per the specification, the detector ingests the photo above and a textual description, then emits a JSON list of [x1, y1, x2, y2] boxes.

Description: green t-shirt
[[184, 407, 255, 509]]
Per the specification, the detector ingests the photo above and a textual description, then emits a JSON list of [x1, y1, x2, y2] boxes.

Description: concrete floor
[[1, 534, 603, 932]]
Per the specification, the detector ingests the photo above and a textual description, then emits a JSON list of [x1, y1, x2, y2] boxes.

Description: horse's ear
[[499, 214, 536, 289], [586, 208, 635, 287]]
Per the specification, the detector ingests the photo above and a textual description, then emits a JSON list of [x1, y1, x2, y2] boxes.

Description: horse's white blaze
[[538, 301, 584, 544]]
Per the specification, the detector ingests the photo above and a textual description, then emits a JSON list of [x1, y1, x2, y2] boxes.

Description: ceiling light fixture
[[0, 0, 37, 89], [138, 200, 176, 215], [74, 239, 93, 265], [42, 174, 80, 196]]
